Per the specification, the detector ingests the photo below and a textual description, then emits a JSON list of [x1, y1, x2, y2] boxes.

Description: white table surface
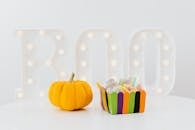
[[0, 95, 195, 130]]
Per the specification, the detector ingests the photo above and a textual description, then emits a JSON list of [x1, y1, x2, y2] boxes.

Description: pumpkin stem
[[69, 73, 75, 82]]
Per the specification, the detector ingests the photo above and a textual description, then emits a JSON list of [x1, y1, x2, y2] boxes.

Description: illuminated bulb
[[80, 44, 87, 51], [87, 32, 94, 39], [140, 32, 147, 39], [39, 30, 45, 36], [133, 60, 140, 67], [81, 76, 87, 81], [163, 45, 169, 51], [27, 60, 33, 67], [56, 35, 62, 40], [60, 72, 66, 77], [156, 88, 162, 93], [16, 88, 23, 99], [162, 59, 169, 66], [26, 43, 33, 50], [133, 45, 140, 51], [58, 49, 64, 55], [155, 32, 163, 39], [104, 32, 111, 38], [16, 30, 23, 37], [111, 45, 117, 51], [16, 92, 24, 99], [39, 91, 45, 97], [81, 61, 87, 67], [27, 78, 33, 84], [111, 59, 117, 67], [163, 75, 170, 81]]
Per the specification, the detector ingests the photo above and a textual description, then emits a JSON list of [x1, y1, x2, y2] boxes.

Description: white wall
[[0, 0, 194, 105]]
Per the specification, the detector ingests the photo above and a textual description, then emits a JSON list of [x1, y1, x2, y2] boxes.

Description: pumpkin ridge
[[53, 82, 62, 106], [49, 82, 59, 106], [74, 84, 78, 109], [57, 82, 64, 108], [82, 82, 92, 107], [81, 82, 91, 106], [66, 83, 76, 110], [75, 82, 82, 109], [80, 84, 87, 108], [74, 82, 85, 109], [60, 82, 68, 109], [81, 83, 89, 107], [71, 82, 76, 110], [62, 82, 73, 110]]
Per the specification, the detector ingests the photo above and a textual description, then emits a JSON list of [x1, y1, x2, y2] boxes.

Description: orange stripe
[[139, 89, 146, 112], [122, 91, 130, 114]]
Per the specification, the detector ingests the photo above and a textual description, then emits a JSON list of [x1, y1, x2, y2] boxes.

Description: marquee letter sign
[[16, 29, 175, 99]]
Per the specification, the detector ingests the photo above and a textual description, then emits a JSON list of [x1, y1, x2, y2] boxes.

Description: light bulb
[[26, 43, 33, 50], [111, 59, 117, 67], [80, 44, 87, 51], [87, 32, 94, 39], [60, 71, 66, 77], [162, 59, 169, 66], [39, 30, 45, 36], [163, 75, 170, 81], [140, 32, 147, 39], [16, 92, 24, 99], [133, 45, 140, 51], [163, 45, 169, 51], [81, 61, 87, 67], [56, 35, 62, 40], [27, 78, 33, 84], [133, 60, 140, 67], [27, 60, 33, 67], [58, 49, 64, 55], [156, 88, 162, 93], [16, 30, 23, 37], [39, 91, 45, 97], [16, 88, 23, 99], [155, 32, 163, 39], [111, 45, 117, 51], [104, 32, 111, 39], [81, 76, 87, 81]]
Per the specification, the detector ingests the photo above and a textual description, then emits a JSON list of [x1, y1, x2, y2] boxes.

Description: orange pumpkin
[[48, 73, 93, 110]]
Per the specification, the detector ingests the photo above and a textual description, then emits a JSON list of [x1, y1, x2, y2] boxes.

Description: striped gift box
[[97, 83, 146, 114]]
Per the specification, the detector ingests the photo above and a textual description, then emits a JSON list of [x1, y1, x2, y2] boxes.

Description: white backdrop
[[0, 0, 194, 105]]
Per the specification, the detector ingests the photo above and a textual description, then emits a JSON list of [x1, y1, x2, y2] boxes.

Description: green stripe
[[107, 92, 118, 114], [128, 92, 135, 113]]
